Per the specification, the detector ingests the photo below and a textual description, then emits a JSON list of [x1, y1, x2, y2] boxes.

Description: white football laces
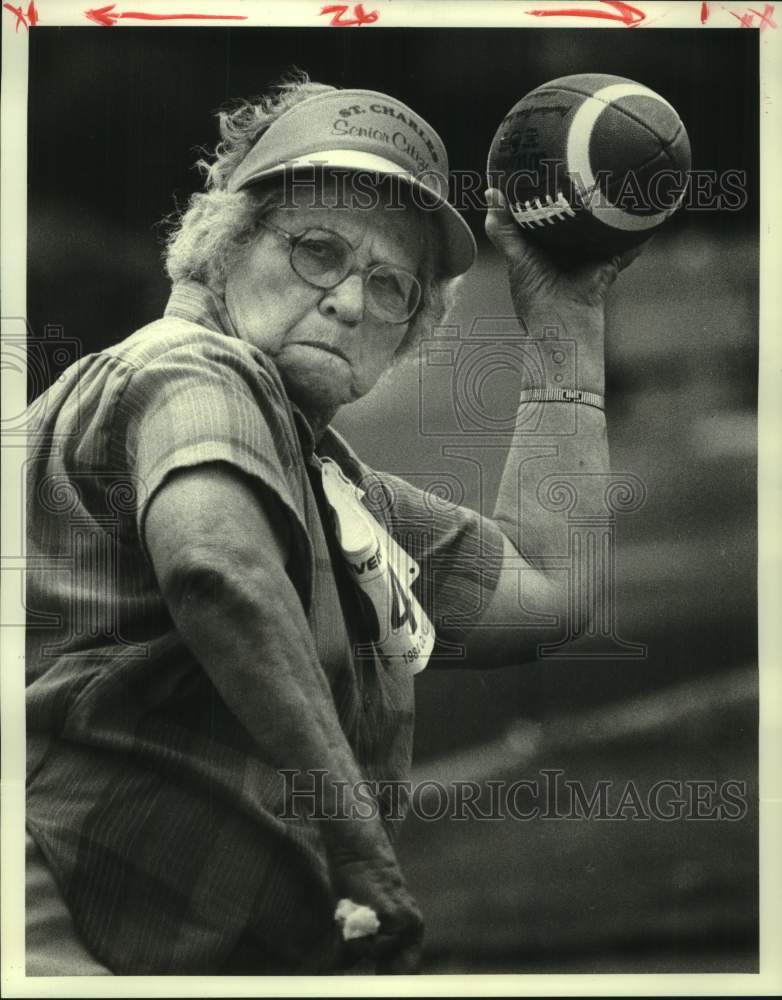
[[511, 191, 576, 228]]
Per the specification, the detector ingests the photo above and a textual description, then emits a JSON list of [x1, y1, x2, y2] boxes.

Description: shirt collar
[[164, 280, 323, 457], [164, 280, 240, 339], [293, 407, 318, 458]]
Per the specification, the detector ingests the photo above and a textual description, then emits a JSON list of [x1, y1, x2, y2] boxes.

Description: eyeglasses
[[257, 219, 422, 325]]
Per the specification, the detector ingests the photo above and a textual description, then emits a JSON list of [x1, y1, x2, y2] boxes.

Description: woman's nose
[[318, 273, 365, 325]]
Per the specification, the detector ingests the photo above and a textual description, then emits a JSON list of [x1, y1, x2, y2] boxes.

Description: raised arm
[[456, 189, 638, 667]]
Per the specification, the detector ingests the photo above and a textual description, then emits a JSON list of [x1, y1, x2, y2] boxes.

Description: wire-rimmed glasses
[[258, 219, 422, 325]]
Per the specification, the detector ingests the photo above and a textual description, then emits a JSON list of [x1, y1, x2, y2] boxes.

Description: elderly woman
[[25, 76, 621, 975]]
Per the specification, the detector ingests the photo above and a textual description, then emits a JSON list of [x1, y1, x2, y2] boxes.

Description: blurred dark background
[[27, 26, 758, 973]]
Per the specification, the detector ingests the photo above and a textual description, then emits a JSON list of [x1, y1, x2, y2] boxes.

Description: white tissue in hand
[[334, 897, 380, 940]]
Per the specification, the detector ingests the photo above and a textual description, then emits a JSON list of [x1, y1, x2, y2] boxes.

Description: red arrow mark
[[525, 0, 646, 27], [85, 4, 246, 25]]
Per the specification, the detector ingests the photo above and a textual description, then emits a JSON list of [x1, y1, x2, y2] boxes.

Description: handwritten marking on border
[[84, 4, 247, 25], [729, 3, 777, 27], [700, 1, 776, 25], [3, 0, 37, 30], [525, 1, 646, 27], [319, 3, 380, 26]]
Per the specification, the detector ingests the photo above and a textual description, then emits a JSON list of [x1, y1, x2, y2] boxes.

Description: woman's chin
[[276, 354, 362, 417]]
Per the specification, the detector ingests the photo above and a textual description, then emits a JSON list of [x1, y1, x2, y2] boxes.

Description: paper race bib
[[320, 458, 434, 674]]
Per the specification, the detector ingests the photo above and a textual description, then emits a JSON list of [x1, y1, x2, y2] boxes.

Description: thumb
[[484, 187, 524, 258], [485, 187, 551, 275]]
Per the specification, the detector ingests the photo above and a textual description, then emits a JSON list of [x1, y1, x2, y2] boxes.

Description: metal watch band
[[517, 388, 605, 412]]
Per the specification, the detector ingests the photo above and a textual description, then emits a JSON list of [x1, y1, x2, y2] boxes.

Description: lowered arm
[[144, 462, 422, 971]]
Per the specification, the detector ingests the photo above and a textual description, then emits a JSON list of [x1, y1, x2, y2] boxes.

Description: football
[[486, 73, 692, 260]]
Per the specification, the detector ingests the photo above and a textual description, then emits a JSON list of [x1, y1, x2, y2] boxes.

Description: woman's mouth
[[289, 341, 351, 364]]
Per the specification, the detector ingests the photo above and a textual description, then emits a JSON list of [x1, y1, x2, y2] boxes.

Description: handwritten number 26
[[320, 3, 379, 26]]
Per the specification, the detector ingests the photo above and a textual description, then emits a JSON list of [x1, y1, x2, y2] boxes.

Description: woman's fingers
[[484, 187, 523, 256], [484, 186, 646, 313]]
